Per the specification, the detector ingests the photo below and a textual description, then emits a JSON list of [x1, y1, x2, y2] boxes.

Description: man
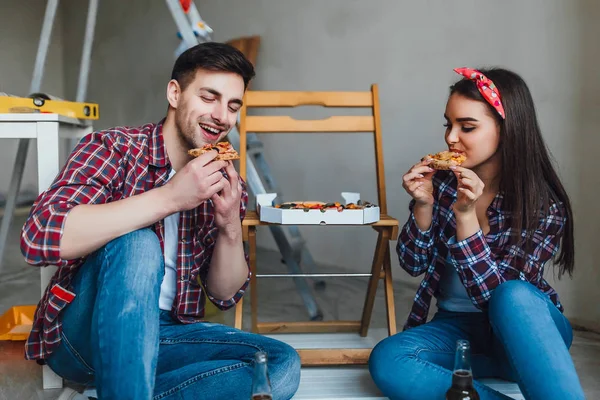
[[20, 42, 301, 400]]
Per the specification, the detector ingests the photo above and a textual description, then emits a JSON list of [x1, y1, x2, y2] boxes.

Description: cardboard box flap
[[341, 192, 360, 204], [257, 193, 278, 207]]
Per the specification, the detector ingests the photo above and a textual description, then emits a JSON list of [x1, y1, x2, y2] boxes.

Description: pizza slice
[[188, 142, 240, 161], [422, 150, 467, 170]]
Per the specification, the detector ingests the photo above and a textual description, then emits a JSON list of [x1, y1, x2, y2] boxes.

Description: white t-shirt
[[159, 169, 179, 311]]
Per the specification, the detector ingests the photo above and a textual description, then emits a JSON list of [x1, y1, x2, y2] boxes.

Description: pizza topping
[[188, 142, 240, 160], [273, 200, 375, 212], [423, 150, 467, 166], [199, 142, 231, 153]]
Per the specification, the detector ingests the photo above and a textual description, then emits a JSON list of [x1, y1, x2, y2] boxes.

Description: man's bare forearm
[[59, 186, 176, 260], [206, 227, 248, 300]]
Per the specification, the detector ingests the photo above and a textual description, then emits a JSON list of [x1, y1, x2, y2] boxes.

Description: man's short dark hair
[[171, 42, 255, 90]]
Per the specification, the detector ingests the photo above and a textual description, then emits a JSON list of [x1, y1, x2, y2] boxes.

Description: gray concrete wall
[[0, 0, 67, 196], [44, 0, 600, 330]]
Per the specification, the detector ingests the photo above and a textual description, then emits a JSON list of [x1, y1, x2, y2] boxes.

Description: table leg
[[36, 122, 63, 390], [0, 139, 29, 273]]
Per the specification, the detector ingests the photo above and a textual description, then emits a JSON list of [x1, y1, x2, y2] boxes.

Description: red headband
[[454, 67, 505, 119]]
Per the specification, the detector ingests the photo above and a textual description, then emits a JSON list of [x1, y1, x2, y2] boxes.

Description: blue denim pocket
[[46, 332, 95, 386]]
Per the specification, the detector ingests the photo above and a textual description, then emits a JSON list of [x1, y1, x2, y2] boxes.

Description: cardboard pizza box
[[257, 192, 380, 225]]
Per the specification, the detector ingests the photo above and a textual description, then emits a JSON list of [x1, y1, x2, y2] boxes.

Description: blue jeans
[[369, 280, 585, 400], [46, 229, 301, 400]]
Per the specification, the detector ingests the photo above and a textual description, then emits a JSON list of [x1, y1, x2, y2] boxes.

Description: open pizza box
[[257, 192, 380, 225]]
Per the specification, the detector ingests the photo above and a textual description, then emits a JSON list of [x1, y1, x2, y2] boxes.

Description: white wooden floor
[[7, 226, 596, 400], [295, 367, 386, 400], [265, 330, 524, 400], [294, 368, 524, 400], [75, 366, 524, 400]]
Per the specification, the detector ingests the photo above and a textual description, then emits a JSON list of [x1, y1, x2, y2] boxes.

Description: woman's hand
[[451, 166, 485, 214], [402, 160, 436, 206]]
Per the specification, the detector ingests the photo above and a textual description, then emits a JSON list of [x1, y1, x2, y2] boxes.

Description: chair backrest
[[238, 85, 388, 214], [226, 35, 261, 69]]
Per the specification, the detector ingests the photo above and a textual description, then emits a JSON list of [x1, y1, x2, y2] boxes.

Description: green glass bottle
[[446, 340, 480, 400], [251, 351, 273, 400]]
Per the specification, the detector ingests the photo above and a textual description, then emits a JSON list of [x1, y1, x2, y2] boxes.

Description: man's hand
[[212, 162, 242, 236], [206, 161, 247, 301], [164, 150, 229, 212]]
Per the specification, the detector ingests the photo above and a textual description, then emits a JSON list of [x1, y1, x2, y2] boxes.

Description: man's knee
[[269, 341, 301, 400], [106, 228, 162, 258], [101, 228, 164, 292]]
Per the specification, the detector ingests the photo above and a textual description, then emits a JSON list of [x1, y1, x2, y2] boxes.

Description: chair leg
[[249, 227, 258, 333], [234, 297, 244, 330], [383, 245, 397, 336], [359, 229, 390, 337]]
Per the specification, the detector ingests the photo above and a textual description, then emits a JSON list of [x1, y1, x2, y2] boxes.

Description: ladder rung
[[247, 139, 263, 148], [247, 146, 264, 157], [287, 237, 305, 252], [256, 273, 372, 278]]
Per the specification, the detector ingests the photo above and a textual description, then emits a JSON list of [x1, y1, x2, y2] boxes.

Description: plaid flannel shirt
[[20, 120, 250, 361], [397, 171, 565, 330]]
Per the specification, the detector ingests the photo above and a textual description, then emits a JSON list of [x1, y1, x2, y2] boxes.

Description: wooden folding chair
[[226, 35, 261, 71], [223, 35, 260, 331], [236, 86, 399, 365]]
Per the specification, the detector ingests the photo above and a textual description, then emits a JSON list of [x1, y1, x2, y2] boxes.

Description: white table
[[0, 113, 92, 390]]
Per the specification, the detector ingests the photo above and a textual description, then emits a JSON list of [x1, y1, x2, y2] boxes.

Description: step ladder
[[0, 0, 98, 277], [165, 0, 325, 321], [0, 0, 99, 391]]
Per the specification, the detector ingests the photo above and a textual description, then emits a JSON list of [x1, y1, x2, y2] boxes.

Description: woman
[[368, 67, 585, 399]]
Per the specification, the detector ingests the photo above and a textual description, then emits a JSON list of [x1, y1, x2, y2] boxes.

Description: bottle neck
[[453, 340, 472, 371], [254, 363, 268, 380], [451, 369, 474, 389], [452, 340, 474, 389], [251, 355, 272, 398]]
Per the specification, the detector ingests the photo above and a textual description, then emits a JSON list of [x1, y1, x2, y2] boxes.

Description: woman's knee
[[489, 280, 540, 317], [369, 335, 420, 399], [489, 280, 574, 347]]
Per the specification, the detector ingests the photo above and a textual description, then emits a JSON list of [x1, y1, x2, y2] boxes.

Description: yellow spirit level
[[0, 94, 99, 120]]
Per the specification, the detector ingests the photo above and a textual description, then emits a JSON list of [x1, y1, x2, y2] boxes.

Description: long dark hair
[[450, 68, 574, 277]]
